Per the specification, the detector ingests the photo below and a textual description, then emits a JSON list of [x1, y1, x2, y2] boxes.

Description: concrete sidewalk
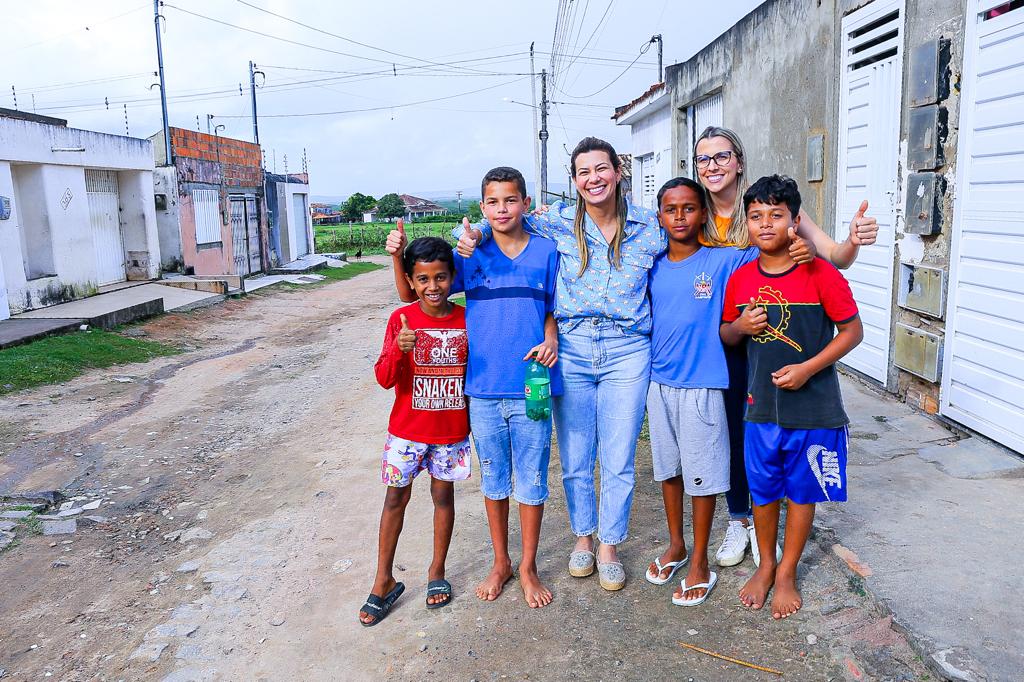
[[819, 376, 1024, 682], [14, 283, 223, 321]]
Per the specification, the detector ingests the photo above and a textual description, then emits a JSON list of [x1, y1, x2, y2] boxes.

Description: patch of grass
[[449, 294, 466, 307], [263, 262, 386, 292], [5, 504, 34, 511], [0, 330, 180, 395]]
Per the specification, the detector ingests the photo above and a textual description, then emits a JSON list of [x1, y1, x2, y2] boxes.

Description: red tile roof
[[612, 82, 666, 121]]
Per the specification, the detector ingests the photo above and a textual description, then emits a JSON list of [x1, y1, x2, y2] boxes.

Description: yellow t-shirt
[[698, 214, 738, 247]]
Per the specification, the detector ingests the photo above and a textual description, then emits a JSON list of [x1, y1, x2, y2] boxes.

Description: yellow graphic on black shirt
[[752, 285, 804, 352]]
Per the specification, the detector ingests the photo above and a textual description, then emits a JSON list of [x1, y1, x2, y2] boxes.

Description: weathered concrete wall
[[153, 166, 183, 271], [0, 117, 154, 170], [889, 0, 966, 412], [117, 170, 162, 280], [666, 0, 838, 229]]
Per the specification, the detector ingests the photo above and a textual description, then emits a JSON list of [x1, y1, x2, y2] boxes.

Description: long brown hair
[[570, 137, 629, 276], [694, 126, 750, 248]]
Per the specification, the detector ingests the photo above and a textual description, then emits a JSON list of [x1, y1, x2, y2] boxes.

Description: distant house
[[363, 194, 447, 223], [310, 202, 342, 226], [0, 108, 162, 319], [150, 127, 268, 278], [265, 172, 313, 266]]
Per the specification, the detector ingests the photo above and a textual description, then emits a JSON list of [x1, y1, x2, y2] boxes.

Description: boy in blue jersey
[[645, 177, 757, 607], [386, 167, 561, 609]]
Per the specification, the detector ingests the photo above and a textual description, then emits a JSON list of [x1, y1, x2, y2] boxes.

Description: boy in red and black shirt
[[721, 175, 863, 621], [358, 237, 470, 627]]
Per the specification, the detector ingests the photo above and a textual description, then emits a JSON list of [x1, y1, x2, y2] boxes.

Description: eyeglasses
[[694, 150, 735, 168]]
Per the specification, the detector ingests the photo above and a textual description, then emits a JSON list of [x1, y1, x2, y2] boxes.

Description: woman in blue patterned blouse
[[459, 137, 661, 591]]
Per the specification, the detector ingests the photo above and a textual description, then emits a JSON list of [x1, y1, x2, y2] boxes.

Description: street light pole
[[540, 68, 549, 203], [249, 60, 261, 145], [651, 34, 663, 81], [153, 0, 171, 163]]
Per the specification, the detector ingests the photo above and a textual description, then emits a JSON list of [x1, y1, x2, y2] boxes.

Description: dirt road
[[0, 262, 926, 681]]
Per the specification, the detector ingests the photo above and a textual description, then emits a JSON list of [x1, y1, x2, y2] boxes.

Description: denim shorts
[[469, 397, 552, 506]]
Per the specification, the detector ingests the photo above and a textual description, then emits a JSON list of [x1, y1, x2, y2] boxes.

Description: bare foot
[[519, 563, 553, 608], [647, 546, 688, 583], [673, 561, 710, 602], [359, 576, 398, 625], [739, 564, 775, 610], [771, 569, 802, 619], [475, 560, 513, 601]]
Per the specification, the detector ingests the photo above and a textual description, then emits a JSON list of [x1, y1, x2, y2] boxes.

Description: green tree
[[341, 192, 376, 222], [466, 202, 482, 221], [376, 193, 406, 221]]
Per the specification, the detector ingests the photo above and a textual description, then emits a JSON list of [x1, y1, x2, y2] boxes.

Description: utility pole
[[539, 69, 549, 204], [249, 60, 261, 145], [456, 190, 463, 213], [10, 86, 16, 111], [529, 42, 541, 203], [206, 114, 214, 134], [651, 34, 663, 81], [154, 0, 171, 163]]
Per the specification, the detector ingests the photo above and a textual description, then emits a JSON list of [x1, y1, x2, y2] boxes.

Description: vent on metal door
[[848, 10, 901, 71], [85, 169, 118, 193]]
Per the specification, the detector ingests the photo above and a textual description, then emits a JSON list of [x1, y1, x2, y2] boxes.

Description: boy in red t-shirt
[[721, 175, 863, 621], [358, 237, 470, 626]]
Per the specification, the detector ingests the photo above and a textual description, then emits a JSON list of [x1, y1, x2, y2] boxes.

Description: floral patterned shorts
[[381, 433, 472, 487]]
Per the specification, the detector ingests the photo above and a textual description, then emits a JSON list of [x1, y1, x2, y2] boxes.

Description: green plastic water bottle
[[524, 354, 551, 421]]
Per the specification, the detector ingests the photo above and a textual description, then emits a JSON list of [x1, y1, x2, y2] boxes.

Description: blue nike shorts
[[744, 422, 848, 505]]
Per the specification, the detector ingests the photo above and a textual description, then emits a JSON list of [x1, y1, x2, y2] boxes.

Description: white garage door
[[941, 1, 1024, 454], [86, 170, 126, 285], [834, 0, 904, 385]]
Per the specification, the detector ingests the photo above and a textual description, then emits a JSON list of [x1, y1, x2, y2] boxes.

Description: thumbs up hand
[[848, 200, 878, 246], [455, 216, 482, 258], [735, 297, 769, 336], [396, 313, 416, 353], [385, 218, 407, 256], [787, 226, 816, 264]]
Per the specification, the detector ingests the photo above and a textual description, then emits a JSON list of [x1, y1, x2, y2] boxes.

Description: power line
[[233, 0, 511, 75], [213, 76, 530, 119], [0, 3, 151, 57], [555, 38, 652, 99]]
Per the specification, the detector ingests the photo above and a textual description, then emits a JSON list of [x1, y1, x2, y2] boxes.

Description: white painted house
[[612, 82, 673, 211], [0, 109, 160, 320]]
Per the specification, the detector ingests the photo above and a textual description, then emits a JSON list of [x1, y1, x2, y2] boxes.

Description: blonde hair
[[570, 137, 628, 276], [694, 126, 750, 248]]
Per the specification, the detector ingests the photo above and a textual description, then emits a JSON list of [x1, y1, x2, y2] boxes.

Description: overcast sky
[[5, 0, 762, 199]]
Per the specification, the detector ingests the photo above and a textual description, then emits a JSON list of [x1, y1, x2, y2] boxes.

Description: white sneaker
[[749, 522, 783, 567], [715, 520, 750, 567]]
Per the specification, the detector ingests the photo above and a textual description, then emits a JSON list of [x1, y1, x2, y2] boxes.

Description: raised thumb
[[397, 218, 405, 234], [788, 227, 797, 240], [399, 313, 410, 330], [463, 216, 472, 234], [856, 199, 868, 218]]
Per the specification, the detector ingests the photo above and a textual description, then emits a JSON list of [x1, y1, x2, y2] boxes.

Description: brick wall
[[169, 128, 262, 188]]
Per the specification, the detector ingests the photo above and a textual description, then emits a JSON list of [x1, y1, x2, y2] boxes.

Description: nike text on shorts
[[743, 422, 848, 505]]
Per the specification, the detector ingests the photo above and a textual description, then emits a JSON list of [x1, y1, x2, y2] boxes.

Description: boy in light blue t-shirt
[[387, 167, 560, 610], [644, 177, 756, 607]]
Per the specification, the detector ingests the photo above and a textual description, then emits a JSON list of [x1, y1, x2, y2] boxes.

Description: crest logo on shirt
[[806, 444, 842, 500], [693, 272, 713, 299], [751, 285, 803, 352]]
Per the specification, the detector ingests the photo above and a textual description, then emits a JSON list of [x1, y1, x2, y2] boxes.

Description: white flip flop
[[644, 555, 690, 586], [671, 571, 718, 607]]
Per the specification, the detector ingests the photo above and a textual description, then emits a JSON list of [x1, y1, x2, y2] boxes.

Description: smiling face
[[480, 180, 530, 236], [657, 184, 706, 246], [405, 259, 453, 316], [573, 150, 621, 209], [746, 200, 799, 256], [695, 135, 743, 196]]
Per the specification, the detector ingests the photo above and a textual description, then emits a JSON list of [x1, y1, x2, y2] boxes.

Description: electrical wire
[[213, 76, 530, 119], [555, 38, 652, 99]]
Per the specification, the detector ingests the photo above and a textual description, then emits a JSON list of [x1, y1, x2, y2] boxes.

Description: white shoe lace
[[719, 521, 747, 555]]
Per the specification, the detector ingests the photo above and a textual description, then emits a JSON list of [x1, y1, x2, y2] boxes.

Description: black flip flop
[[425, 579, 452, 610], [358, 581, 405, 627]]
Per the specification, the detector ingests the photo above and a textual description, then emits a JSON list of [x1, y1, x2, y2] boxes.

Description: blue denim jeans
[[553, 319, 651, 545], [469, 397, 552, 506]]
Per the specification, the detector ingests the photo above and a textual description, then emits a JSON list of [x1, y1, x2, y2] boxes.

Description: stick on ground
[[678, 642, 784, 676]]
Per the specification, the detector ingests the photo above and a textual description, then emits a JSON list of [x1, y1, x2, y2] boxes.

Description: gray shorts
[[647, 383, 730, 495]]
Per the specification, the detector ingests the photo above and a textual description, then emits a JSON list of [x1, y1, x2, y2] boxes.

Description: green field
[[314, 221, 459, 255]]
